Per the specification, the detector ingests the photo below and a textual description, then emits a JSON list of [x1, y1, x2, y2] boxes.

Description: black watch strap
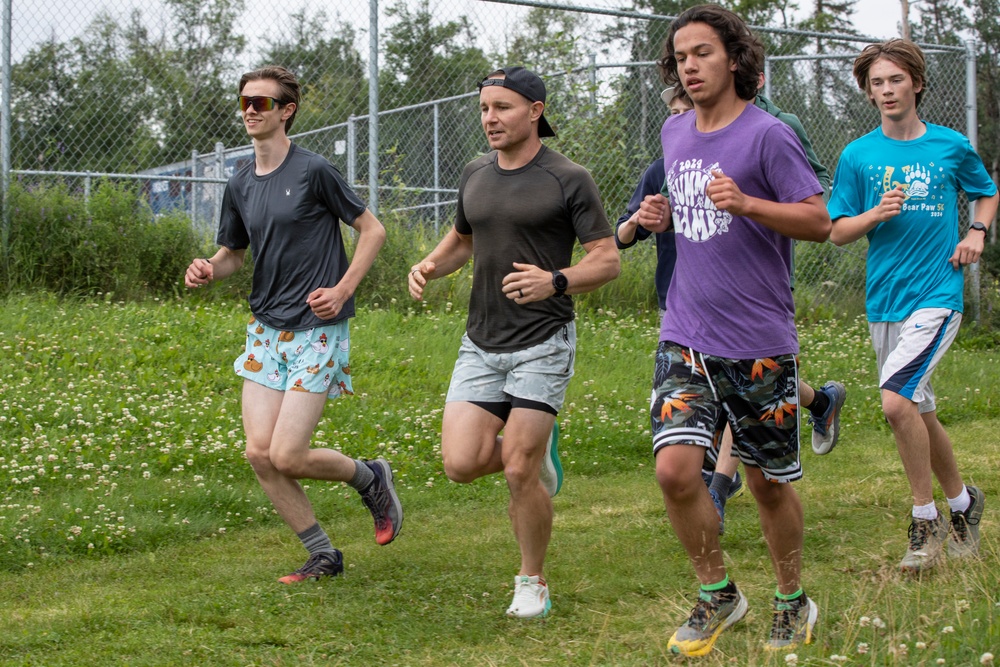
[[970, 221, 989, 234]]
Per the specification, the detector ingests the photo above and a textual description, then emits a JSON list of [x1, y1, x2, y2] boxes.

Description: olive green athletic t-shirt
[[455, 145, 612, 352]]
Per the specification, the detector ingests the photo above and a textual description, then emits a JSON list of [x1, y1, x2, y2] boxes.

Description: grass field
[[0, 295, 997, 666]]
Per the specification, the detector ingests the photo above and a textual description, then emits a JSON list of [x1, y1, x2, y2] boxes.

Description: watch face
[[554, 273, 568, 290]]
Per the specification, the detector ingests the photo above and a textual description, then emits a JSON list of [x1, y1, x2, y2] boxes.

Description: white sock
[[912, 502, 938, 520], [947, 486, 971, 514]]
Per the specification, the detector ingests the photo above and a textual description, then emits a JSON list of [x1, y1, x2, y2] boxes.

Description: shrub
[[2, 179, 202, 299]]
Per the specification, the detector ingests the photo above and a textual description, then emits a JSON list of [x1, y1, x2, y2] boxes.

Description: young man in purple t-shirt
[[636, 5, 831, 657]]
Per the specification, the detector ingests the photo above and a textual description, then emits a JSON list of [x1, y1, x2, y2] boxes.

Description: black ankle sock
[[808, 389, 830, 416], [709, 473, 733, 508]]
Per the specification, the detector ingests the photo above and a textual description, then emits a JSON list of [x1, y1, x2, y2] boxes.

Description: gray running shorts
[[446, 322, 576, 413]]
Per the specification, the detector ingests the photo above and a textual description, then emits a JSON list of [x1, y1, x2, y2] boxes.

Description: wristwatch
[[551, 270, 568, 297], [970, 221, 989, 234]]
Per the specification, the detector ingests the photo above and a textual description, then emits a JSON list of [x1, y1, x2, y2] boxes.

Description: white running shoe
[[505, 574, 551, 619]]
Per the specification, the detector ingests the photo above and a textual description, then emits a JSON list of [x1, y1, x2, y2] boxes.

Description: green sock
[[701, 575, 730, 593], [775, 587, 803, 601]]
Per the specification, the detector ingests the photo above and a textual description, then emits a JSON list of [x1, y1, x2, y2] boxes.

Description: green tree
[[903, 0, 970, 133], [261, 9, 368, 135], [10, 11, 164, 173], [375, 0, 489, 223], [912, 0, 971, 44], [10, 39, 75, 171], [783, 0, 867, 172], [965, 0, 1000, 188], [139, 0, 249, 159], [381, 0, 488, 108]]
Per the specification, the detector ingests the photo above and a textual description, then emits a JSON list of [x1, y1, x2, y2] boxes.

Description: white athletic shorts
[[869, 307, 961, 413]]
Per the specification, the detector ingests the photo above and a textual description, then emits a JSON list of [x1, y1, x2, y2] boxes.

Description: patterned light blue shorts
[[234, 315, 354, 399]]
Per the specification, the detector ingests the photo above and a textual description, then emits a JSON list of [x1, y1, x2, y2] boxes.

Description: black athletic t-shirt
[[456, 145, 612, 352], [217, 144, 367, 330]]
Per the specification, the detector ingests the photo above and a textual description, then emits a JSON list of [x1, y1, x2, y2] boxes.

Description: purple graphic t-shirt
[[659, 103, 822, 358]]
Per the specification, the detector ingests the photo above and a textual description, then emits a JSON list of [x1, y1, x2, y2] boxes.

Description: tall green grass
[[2, 180, 203, 298], [0, 295, 997, 665], [4, 180, 949, 321]]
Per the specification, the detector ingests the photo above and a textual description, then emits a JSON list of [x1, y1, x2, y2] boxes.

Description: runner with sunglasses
[[184, 65, 402, 584]]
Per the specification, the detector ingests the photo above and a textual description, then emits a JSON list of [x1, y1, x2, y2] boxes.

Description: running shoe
[[727, 470, 744, 499], [899, 512, 950, 573], [809, 381, 847, 455], [359, 458, 403, 545], [539, 422, 563, 497], [709, 488, 726, 536], [949, 485, 985, 558], [667, 583, 748, 657], [278, 549, 344, 584], [764, 593, 818, 650], [506, 574, 551, 619]]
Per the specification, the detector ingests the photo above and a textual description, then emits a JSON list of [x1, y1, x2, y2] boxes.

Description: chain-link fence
[[0, 0, 979, 314]]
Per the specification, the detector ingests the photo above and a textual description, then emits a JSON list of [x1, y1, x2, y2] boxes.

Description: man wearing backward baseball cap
[[408, 65, 620, 619]]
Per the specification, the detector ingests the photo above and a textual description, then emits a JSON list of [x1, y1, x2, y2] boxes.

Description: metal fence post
[[588, 53, 597, 115], [966, 38, 981, 326], [368, 0, 379, 216], [214, 142, 224, 231], [0, 0, 11, 256], [433, 102, 441, 233], [347, 115, 357, 188], [190, 150, 198, 223]]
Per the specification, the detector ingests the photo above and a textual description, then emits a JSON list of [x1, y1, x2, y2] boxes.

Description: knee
[[503, 458, 536, 494], [244, 442, 273, 475], [747, 475, 780, 506], [881, 391, 914, 428], [442, 455, 477, 484], [268, 447, 306, 479], [655, 459, 699, 501], [747, 474, 794, 510]]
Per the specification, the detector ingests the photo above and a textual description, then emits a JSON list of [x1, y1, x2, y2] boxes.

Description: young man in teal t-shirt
[[829, 39, 997, 574]]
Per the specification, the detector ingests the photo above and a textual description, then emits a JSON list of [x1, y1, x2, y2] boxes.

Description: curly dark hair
[[657, 4, 764, 102]]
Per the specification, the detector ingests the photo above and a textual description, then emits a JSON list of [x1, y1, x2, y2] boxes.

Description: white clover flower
[[942, 626, 955, 634], [784, 654, 798, 665], [917, 642, 927, 650], [981, 653, 994, 666], [857, 642, 870, 654], [873, 617, 886, 629], [859, 616, 871, 627], [937, 660, 946, 665], [831, 655, 847, 663]]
